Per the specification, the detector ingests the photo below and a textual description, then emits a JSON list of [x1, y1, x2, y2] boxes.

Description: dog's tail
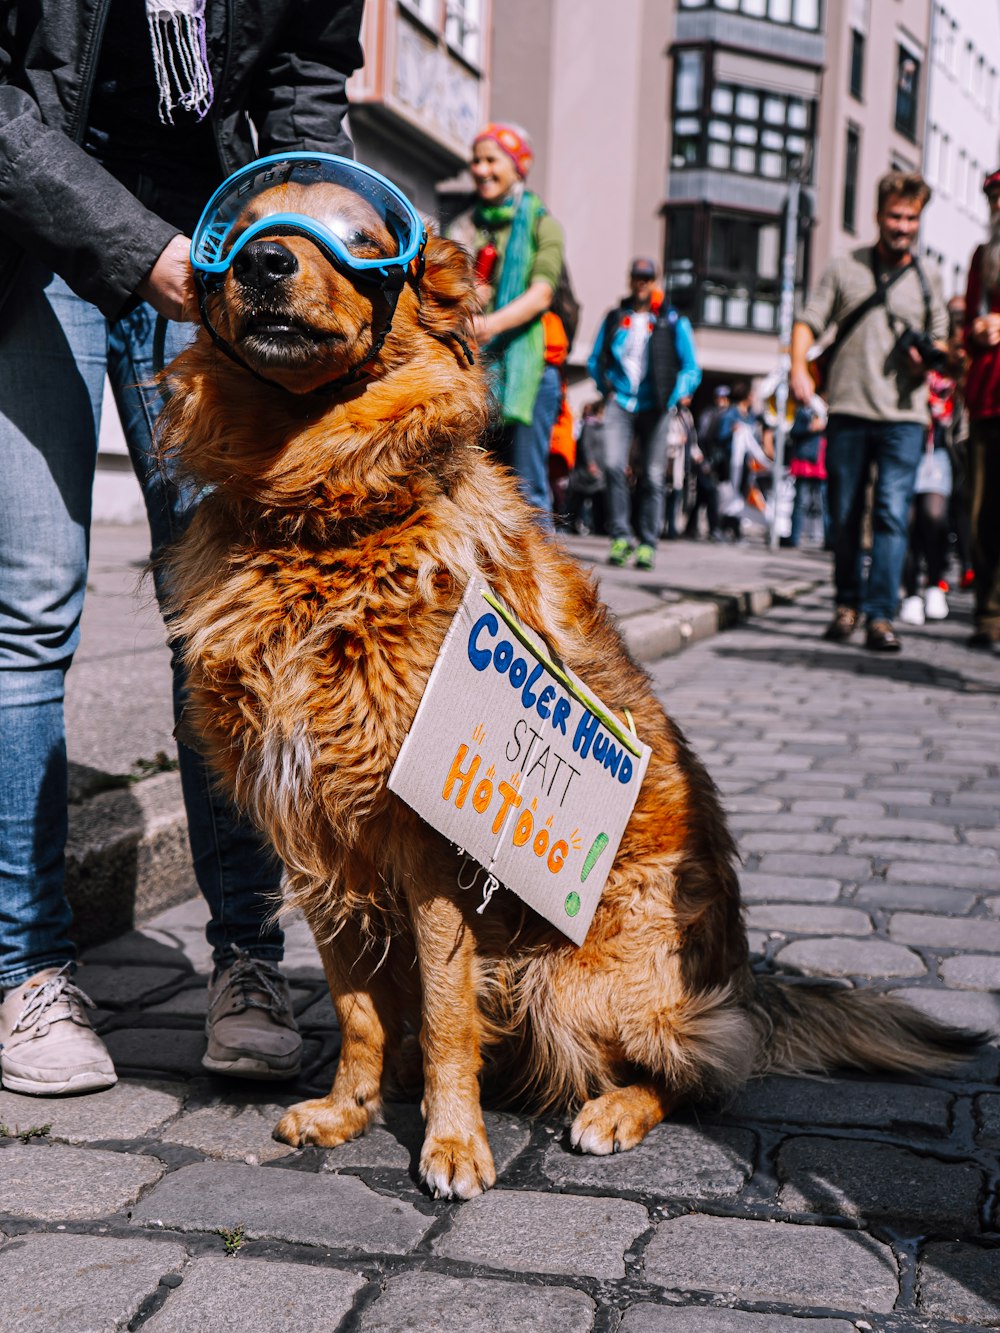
[[748, 975, 988, 1078]]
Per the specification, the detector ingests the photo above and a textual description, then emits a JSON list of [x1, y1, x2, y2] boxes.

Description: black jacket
[[0, 0, 363, 319]]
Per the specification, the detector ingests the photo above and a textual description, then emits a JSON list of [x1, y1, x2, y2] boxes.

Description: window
[[843, 125, 860, 232], [400, 0, 440, 25], [850, 28, 865, 99], [895, 46, 920, 139], [939, 133, 951, 195], [444, 0, 481, 66], [674, 69, 815, 178], [676, 0, 820, 25]]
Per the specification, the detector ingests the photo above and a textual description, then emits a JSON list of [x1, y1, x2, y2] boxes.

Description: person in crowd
[[714, 381, 771, 541], [899, 370, 956, 625], [944, 295, 975, 593], [449, 122, 565, 528], [566, 399, 608, 536], [684, 385, 729, 540], [784, 401, 830, 549], [790, 171, 948, 653], [588, 257, 701, 570], [962, 169, 1000, 653], [663, 394, 697, 540], [0, 1, 364, 1095]]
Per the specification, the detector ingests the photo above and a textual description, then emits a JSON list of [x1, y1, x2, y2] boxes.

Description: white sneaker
[[0, 966, 117, 1096], [924, 584, 949, 620], [899, 594, 925, 626]]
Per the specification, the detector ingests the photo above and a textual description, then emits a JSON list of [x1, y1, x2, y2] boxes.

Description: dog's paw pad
[[274, 1097, 371, 1148], [570, 1088, 663, 1156], [419, 1132, 496, 1200]]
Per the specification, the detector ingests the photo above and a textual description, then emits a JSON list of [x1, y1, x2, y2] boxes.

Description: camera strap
[[825, 247, 915, 368]]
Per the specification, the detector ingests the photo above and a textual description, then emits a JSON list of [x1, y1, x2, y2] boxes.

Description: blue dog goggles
[[189, 153, 429, 394], [190, 152, 426, 288]]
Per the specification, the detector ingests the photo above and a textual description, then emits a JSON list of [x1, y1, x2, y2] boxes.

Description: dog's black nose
[[232, 240, 298, 289]]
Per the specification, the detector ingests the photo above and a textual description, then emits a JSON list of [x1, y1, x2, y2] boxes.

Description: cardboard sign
[[388, 579, 651, 945]]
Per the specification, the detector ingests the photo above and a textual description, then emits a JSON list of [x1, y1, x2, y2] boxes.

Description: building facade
[[921, 0, 1000, 298]]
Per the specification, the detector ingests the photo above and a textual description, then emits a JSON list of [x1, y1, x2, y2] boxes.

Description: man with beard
[[962, 170, 1000, 653], [790, 172, 948, 652]]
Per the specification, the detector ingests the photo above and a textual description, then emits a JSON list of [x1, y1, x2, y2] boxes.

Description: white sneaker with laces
[[924, 584, 949, 620], [899, 594, 925, 626], [0, 966, 117, 1096], [203, 948, 302, 1080]]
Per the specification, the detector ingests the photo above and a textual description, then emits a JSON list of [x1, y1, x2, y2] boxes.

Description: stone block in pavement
[[848, 839, 997, 867], [791, 799, 886, 818], [727, 1075, 951, 1133], [320, 1102, 529, 1177], [887, 861, 1000, 890], [939, 954, 1000, 990], [918, 1242, 1000, 1324], [432, 1188, 649, 1279], [852, 883, 977, 914], [739, 873, 841, 903], [745, 905, 871, 935], [103, 1026, 208, 1077], [738, 834, 840, 855], [621, 610, 684, 663], [620, 1307, 854, 1332], [776, 1136, 981, 1231], [358, 1272, 596, 1332], [975, 1093, 1000, 1147], [163, 1103, 295, 1164], [643, 1214, 897, 1311], [757, 854, 871, 881], [143, 1256, 363, 1332], [0, 1143, 165, 1220], [0, 1232, 186, 1333], [131, 1161, 429, 1253], [774, 937, 925, 978], [889, 913, 1000, 952], [543, 1123, 753, 1198], [73, 964, 188, 1009], [833, 817, 958, 843], [890, 986, 1000, 1034], [0, 1081, 184, 1145]]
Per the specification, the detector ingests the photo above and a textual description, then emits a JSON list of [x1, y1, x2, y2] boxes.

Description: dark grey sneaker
[[203, 949, 302, 1080]]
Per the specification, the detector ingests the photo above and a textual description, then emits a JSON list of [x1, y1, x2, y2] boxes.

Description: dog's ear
[[414, 231, 479, 349]]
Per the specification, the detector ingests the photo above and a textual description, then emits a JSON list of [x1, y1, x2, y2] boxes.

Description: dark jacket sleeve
[[0, 53, 179, 318], [248, 0, 364, 158]]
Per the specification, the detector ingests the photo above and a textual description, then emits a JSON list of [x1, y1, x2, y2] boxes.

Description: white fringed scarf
[[146, 0, 214, 123]]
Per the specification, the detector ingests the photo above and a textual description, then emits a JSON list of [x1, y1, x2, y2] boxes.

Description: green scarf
[[476, 188, 546, 427]]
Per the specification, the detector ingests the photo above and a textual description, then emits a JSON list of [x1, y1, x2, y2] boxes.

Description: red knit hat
[[473, 123, 534, 178], [984, 169, 1000, 195]]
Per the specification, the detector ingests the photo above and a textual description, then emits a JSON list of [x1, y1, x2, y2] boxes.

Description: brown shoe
[[824, 606, 859, 642], [865, 620, 902, 652]]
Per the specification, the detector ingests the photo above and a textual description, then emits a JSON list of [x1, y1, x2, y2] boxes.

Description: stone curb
[[65, 573, 824, 947]]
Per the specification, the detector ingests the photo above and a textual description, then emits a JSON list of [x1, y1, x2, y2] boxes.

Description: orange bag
[[542, 310, 569, 367]]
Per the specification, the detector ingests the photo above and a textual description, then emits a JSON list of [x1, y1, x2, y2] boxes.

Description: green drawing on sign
[[580, 832, 609, 882], [564, 891, 581, 917]]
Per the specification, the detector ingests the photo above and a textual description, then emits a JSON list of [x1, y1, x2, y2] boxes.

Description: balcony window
[[444, 0, 482, 67], [675, 49, 704, 112], [672, 66, 815, 179], [895, 47, 920, 140], [676, 0, 820, 26]]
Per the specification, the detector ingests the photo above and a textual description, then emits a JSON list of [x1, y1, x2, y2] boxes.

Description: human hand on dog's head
[[136, 235, 199, 323]]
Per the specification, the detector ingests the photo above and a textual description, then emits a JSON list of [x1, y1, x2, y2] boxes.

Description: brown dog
[[159, 180, 978, 1200]]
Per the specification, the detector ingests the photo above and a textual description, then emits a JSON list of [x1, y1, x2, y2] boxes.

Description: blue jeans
[[603, 398, 670, 548], [0, 258, 283, 989], [789, 477, 830, 547], [503, 363, 561, 529], [824, 415, 926, 623]]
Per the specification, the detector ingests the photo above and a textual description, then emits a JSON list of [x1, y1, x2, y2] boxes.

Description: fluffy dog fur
[[159, 181, 980, 1199]]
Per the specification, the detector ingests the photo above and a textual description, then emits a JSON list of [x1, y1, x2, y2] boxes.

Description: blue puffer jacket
[[588, 295, 701, 414]]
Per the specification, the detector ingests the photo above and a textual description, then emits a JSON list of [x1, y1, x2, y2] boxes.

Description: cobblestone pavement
[[2, 587, 999, 1332]]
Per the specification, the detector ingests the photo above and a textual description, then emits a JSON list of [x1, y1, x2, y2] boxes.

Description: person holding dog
[[588, 258, 701, 570], [449, 122, 566, 528], [0, 1, 364, 1095], [790, 170, 948, 652]]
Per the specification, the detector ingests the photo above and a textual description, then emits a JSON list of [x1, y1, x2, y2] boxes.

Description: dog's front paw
[[570, 1085, 667, 1155], [419, 1128, 496, 1200], [274, 1096, 373, 1148]]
